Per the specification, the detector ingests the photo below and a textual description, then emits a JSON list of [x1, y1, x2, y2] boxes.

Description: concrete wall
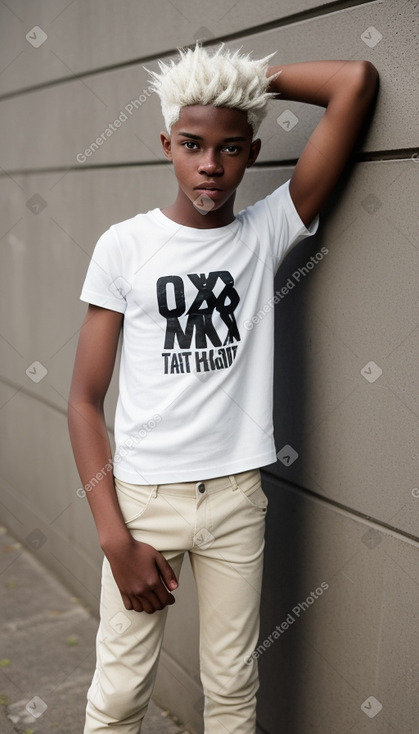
[[0, 1, 418, 732]]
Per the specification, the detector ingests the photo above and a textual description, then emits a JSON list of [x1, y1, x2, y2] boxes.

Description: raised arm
[[267, 60, 379, 227], [68, 304, 178, 613]]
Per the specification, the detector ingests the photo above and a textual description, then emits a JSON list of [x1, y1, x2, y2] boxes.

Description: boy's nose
[[198, 154, 223, 175]]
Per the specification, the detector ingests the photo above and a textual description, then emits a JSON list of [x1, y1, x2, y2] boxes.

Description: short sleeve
[[80, 226, 128, 313], [242, 179, 319, 274]]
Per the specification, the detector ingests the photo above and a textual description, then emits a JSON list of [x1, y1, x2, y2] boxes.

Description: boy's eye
[[181, 142, 241, 154], [182, 141, 199, 150]]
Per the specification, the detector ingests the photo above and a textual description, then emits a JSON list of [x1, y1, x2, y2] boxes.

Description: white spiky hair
[[144, 43, 279, 139]]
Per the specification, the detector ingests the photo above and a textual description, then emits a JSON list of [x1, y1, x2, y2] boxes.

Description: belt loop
[[153, 485, 159, 498], [229, 474, 238, 491]]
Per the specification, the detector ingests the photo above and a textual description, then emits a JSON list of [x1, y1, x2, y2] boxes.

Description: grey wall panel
[[234, 0, 419, 161], [257, 474, 419, 733], [267, 160, 419, 538], [0, 0, 333, 95], [1, 1, 418, 172], [0, 389, 102, 612], [0, 166, 178, 419]]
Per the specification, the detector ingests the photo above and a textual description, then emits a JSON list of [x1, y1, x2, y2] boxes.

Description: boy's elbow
[[68, 391, 105, 417], [354, 60, 379, 96]]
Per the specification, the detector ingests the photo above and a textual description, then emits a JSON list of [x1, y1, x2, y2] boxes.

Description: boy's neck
[[161, 189, 237, 229]]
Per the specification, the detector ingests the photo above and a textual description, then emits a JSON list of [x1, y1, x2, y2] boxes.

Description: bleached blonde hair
[[144, 43, 279, 139]]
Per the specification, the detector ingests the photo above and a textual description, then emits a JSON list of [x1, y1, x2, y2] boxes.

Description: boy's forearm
[[68, 401, 130, 551], [267, 60, 378, 108], [68, 400, 179, 612], [266, 59, 378, 227]]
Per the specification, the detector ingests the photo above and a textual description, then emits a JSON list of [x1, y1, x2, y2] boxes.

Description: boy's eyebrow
[[177, 131, 247, 142]]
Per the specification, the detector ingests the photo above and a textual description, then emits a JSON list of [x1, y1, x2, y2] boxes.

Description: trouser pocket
[[234, 472, 268, 512], [114, 478, 157, 524]]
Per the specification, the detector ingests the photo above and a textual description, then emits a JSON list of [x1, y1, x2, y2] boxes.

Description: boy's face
[[160, 105, 261, 223]]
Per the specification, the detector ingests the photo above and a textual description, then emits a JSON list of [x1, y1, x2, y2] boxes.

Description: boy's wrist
[[100, 526, 134, 556], [266, 66, 283, 96]]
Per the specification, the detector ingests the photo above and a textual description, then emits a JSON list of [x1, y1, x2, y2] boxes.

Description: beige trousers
[[84, 469, 268, 734]]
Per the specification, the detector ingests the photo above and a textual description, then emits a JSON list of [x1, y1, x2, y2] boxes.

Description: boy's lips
[[194, 185, 222, 190], [194, 185, 223, 199]]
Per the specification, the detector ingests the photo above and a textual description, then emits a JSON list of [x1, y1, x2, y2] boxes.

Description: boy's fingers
[[155, 586, 176, 608], [148, 574, 176, 609], [156, 554, 178, 591], [125, 591, 158, 614], [147, 589, 172, 612], [131, 596, 145, 613], [134, 588, 172, 614], [121, 592, 144, 613], [121, 592, 133, 611]]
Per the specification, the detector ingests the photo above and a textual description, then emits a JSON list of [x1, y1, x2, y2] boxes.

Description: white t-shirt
[[80, 180, 318, 484]]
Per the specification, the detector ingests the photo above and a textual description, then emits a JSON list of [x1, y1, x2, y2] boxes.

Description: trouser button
[[197, 482, 206, 493]]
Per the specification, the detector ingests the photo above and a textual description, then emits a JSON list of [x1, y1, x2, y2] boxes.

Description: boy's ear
[[246, 138, 261, 168], [160, 131, 173, 161]]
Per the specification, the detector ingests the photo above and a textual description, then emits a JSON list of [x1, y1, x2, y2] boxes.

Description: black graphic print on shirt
[[156, 271, 241, 374]]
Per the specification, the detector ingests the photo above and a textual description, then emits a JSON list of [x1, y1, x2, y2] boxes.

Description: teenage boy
[[68, 43, 378, 734]]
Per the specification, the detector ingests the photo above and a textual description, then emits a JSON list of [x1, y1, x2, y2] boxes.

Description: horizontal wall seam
[[262, 470, 419, 548], [256, 148, 419, 164], [0, 376, 115, 435], [0, 0, 380, 102], [0, 475, 101, 597], [1, 150, 416, 179]]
